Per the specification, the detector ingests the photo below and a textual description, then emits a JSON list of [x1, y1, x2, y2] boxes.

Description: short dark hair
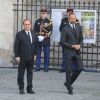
[[40, 9, 47, 12], [68, 13, 76, 17], [23, 19, 31, 24]]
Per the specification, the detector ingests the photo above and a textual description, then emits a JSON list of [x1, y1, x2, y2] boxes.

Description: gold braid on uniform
[[42, 19, 52, 28], [41, 19, 52, 33]]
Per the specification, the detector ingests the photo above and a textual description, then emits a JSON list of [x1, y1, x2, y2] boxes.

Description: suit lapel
[[68, 23, 72, 30], [23, 30, 31, 43], [75, 24, 79, 39], [68, 24, 76, 36]]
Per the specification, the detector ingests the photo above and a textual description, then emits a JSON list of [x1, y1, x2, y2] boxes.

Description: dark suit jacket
[[60, 23, 83, 58], [14, 30, 37, 61]]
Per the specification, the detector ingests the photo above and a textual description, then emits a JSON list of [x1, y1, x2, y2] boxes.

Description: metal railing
[[13, 0, 100, 71]]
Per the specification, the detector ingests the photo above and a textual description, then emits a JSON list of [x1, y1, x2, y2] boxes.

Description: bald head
[[68, 13, 76, 24]]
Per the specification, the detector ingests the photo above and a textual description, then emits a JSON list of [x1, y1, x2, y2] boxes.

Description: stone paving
[[0, 68, 100, 100]]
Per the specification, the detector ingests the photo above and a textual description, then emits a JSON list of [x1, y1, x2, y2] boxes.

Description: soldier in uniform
[[33, 8, 52, 72], [59, 8, 79, 73], [59, 8, 79, 32]]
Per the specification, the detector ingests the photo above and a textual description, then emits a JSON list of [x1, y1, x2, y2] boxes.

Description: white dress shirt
[[69, 23, 75, 29], [26, 30, 32, 43]]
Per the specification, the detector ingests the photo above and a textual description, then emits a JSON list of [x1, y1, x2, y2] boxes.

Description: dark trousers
[[65, 55, 82, 89], [36, 45, 50, 70], [61, 46, 66, 70], [17, 60, 33, 90]]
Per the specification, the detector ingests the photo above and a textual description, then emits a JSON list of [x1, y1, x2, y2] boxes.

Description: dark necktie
[[72, 25, 76, 32], [72, 25, 76, 38], [28, 32, 31, 43]]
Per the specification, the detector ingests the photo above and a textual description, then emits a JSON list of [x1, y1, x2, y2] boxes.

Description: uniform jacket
[[33, 18, 52, 46]]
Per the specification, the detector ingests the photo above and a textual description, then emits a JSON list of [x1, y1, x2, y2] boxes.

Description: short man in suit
[[14, 19, 37, 94], [60, 13, 83, 94], [33, 7, 52, 72]]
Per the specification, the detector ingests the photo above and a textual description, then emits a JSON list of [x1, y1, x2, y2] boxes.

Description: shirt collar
[[25, 30, 31, 35], [69, 23, 75, 28]]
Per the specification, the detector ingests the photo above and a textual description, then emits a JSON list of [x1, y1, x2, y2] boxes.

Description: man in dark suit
[[59, 8, 79, 73], [60, 13, 83, 94], [14, 19, 37, 94]]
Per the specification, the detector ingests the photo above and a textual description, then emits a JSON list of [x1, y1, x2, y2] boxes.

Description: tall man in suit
[[33, 8, 52, 72], [14, 19, 37, 94], [59, 8, 79, 73], [59, 8, 74, 73], [60, 13, 83, 94]]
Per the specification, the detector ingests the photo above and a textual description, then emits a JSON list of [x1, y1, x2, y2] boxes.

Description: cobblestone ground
[[0, 68, 100, 100]]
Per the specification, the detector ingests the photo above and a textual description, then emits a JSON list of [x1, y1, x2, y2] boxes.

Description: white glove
[[38, 36, 44, 42]]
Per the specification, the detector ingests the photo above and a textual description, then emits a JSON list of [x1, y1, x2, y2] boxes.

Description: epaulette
[[75, 19, 80, 24], [48, 18, 52, 22], [34, 19, 38, 21]]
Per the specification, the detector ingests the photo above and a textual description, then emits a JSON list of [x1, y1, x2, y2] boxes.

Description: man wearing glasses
[[33, 7, 52, 72], [14, 19, 37, 94]]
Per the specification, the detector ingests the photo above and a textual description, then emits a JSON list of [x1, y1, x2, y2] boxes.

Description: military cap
[[66, 8, 73, 12], [40, 6, 47, 12]]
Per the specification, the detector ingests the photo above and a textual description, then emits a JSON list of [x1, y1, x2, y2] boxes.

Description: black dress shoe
[[68, 87, 73, 95], [59, 69, 65, 73], [64, 82, 73, 95], [19, 90, 25, 95], [27, 90, 35, 94]]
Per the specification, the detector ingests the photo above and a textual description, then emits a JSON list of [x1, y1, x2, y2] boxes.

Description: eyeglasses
[[41, 13, 46, 14], [24, 24, 31, 25], [41, 10, 47, 12]]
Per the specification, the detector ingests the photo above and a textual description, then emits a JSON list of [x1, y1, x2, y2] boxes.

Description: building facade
[[0, 0, 100, 69]]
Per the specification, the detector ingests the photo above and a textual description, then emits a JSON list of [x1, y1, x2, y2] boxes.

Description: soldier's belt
[[37, 32, 51, 36], [36, 32, 45, 35], [38, 32, 45, 35]]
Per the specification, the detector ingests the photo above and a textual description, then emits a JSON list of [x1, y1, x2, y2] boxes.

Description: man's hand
[[45, 33, 50, 38], [15, 57, 20, 64], [72, 44, 80, 50]]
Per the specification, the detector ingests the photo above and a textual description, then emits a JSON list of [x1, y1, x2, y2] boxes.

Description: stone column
[[0, 0, 16, 67]]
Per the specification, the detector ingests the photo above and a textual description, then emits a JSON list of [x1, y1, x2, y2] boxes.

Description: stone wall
[[0, 0, 99, 67], [0, 0, 16, 67]]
